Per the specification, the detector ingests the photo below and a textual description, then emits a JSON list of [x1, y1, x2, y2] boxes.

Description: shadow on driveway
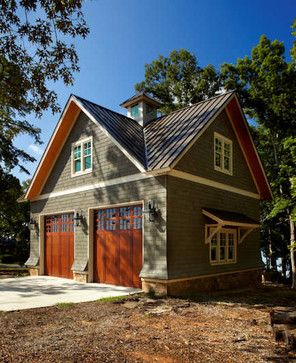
[[0, 276, 140, 311]]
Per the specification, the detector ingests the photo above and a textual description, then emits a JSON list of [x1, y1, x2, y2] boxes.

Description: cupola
[[120, 92, 161, 127]]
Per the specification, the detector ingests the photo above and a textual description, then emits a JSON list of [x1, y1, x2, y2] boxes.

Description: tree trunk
[[289, 214, 296, 289], [282, 255, 287, 280], [268, 228, 277, 271]]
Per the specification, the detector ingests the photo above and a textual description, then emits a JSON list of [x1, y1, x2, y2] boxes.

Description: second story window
[[214, 132, 233, 175], [131, 103, 140, 118], [72, 137, 92, 176]]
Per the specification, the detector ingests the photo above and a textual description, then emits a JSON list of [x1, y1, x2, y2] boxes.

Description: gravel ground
[[0, 284, 295, 362]]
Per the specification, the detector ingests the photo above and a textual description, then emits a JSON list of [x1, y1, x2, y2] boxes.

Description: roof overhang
[[25, 97, 81, 201], [225, 95, 272, 200], [202, 208, 260, 244], [120, 93, 161, 109]]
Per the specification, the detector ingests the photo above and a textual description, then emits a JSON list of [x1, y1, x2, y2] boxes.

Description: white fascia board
[[31, 173, 154, 202], [169, 169, 260, 199]]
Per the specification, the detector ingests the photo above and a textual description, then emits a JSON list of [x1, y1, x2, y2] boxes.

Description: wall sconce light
[[143, 200, 157, 222], [74, 211, 83, 226], [29, 218, 37, 230]]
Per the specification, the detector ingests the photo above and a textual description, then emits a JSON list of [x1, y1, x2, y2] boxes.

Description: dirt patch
[[0, 285, 295, 362]]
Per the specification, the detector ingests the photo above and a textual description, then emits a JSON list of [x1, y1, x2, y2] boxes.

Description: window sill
[[214, 166, 233, 176], [210, 260, 237, 266], [71, 169, 93, 178]]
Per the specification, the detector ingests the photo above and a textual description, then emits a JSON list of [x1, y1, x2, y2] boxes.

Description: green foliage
[[135, 49, 220, 114], [0, 170, 30, 264], [97, 295, 130, 303], [55, 302, 76, 309], [221, 35, 296, 136], [0, 0, 89, 172]]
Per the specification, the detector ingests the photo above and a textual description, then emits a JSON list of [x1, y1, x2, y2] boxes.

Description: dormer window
[[214, 132, 232, 175], [71, 137, 93, 177], [131, 103, 140, 118]]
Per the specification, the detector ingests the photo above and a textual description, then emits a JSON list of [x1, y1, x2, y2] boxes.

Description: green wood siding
[[167, 176, 262, 279], [29, 110, 168, 279], [41, 111, 139, 195], [175, 110, 258, 194]]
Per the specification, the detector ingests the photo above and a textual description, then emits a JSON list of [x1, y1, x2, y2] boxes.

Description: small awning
[[202, 208, 260, 244], [202, 208, 259, 227]]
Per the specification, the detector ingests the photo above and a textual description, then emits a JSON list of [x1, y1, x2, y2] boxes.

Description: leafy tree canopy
[[0, 170, 29, 240], [0, 0, 89, 173], [221, 35, 296, 137], [135, 49, 220, 114]]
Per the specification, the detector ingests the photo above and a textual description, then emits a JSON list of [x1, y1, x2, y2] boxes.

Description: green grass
[[0, 267, 28, 271], [55, 302, 76, 309], [96, 295, 130, 303]]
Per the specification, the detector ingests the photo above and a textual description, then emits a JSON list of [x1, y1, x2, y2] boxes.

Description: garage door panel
[[105, 232, 120, 285], [94, 205, 142, 288], [119, 231, 133, 287], [45, 213, 74, 279], [95, 235, 106, 282]]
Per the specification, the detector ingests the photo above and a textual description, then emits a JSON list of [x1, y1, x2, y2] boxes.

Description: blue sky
[[15, 0, 295, 181]]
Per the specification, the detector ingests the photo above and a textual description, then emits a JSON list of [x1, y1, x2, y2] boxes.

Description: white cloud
[[28, 144, 44, 156]]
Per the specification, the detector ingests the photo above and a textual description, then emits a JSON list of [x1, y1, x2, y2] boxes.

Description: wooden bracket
[[205, 224, 223, 244], [238, 227, 256, 244]]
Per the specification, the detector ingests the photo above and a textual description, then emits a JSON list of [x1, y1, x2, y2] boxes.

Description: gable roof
[[75, 95, 146, 168], [144, 91, 234, 169], [25, 91, 272, 201]]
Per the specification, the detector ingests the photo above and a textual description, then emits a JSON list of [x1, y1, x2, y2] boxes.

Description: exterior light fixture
[[143, 200, 157, 222], [74, 211, 83, 226], [29, 218, 37, 230]]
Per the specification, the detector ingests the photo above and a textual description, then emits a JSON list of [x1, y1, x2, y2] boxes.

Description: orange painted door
[[94, 205, 142, 288], [45, 213, 74, 279]]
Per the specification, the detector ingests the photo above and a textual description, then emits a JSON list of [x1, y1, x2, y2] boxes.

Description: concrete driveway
[[0, 276, 140, 311]]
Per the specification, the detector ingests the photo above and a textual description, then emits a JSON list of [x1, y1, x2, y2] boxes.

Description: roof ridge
[[144, 90, 235, 129]]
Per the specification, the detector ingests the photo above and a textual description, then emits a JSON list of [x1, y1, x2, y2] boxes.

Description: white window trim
[[214, 132, 233, 175], [209, 227, 237, 265], [71, 136, 93, 177]]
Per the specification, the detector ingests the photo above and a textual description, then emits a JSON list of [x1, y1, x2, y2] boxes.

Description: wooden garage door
[[94, 205, 142, 288], [45, 213, 74, 279]]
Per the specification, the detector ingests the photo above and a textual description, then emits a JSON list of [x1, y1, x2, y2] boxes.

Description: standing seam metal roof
[[74, 91, 235, 171], [74, 95, 147, 168]]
